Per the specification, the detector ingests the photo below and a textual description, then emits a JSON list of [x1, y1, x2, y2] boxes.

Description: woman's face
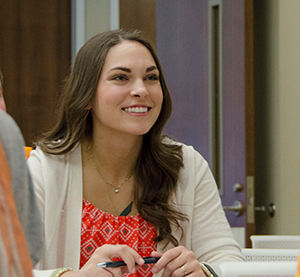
[[91, 40, 163, 137]]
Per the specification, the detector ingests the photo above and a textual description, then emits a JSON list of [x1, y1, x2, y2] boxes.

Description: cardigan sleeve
[[32, 269, 56, 277], [27, 148, 46, 229], [192, 148, 244, 261], [177, 144, 245, 274], [27, 146, 83, 273]]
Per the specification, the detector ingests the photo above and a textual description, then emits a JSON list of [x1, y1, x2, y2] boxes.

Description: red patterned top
[[80, 198, 157, 276]]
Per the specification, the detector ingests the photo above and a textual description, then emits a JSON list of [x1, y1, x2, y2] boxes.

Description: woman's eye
[[112, 75, 128, 81], [145, 74, 159, 81]]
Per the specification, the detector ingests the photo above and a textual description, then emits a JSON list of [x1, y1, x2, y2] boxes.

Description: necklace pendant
[[88, 143, 134, 194]]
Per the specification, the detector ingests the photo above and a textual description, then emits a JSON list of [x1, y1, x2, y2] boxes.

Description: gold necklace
[[87, 142, 134, 193]]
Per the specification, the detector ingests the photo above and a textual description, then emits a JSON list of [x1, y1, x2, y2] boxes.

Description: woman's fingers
[[151, 246, 205, 277], [78, 244, 144, 277], [97, 244, 144, 274], [152, 247, 182, 275], [151, 251, 163, 258]]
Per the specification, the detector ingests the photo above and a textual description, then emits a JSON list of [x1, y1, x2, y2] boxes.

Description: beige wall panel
[[255, 0, 300, 235], [85, 0, 110, 41]]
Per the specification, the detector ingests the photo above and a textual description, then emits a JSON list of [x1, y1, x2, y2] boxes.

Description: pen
[[97, 257, 160, 268]]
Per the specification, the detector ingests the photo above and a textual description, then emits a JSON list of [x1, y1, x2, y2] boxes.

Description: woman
[[28, 29, 244, 277]]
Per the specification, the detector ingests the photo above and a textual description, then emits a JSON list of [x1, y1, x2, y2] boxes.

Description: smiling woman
[[27, 29, 244, 277], [91, 40, 163, 137]]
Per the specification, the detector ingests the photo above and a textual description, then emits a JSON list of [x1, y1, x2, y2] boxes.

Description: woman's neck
[[83, 132, 143, 178]]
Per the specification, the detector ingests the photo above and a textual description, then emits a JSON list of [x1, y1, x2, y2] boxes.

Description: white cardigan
[[28, 142, 245, 277]]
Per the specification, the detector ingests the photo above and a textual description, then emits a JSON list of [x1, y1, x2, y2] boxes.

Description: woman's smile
[[122, 105, 151, 114]]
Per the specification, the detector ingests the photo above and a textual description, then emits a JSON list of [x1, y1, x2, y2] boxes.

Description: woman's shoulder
[[28, 143, 81, 167], [162, 136, 207, 163]]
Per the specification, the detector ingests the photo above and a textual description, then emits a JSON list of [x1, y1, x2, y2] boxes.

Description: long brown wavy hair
[[35, 29, 187, 247]]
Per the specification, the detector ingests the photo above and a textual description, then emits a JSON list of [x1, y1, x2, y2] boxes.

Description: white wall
[[72, 0, 118, 58], [85, 0, 110, 41], [274, 0, 300, 234], [255, 0, 300, 235]]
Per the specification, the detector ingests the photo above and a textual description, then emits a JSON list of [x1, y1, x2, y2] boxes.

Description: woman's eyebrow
[[146, 66, 158, 72], [109, 67, 131, 73], [108, 65, 158, 73]]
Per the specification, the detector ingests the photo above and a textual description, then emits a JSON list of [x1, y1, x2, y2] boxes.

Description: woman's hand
[[64, 244, 145, 277], [151, 246, 206, 277]]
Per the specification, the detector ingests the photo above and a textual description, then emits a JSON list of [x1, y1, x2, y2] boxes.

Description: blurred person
[[0, 68, 32, 158], [0, 109, 44, 276]]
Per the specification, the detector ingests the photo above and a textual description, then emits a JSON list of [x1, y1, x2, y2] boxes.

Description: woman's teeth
[[124, 107, 148, 113]]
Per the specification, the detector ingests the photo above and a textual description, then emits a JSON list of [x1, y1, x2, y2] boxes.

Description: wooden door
[[120, 0, 157, 47], [0, 0, 71, 146], [156, 0, 255, 247]]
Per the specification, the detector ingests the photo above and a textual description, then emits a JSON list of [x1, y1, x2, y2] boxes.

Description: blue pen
[[97, 257, 160, 268]]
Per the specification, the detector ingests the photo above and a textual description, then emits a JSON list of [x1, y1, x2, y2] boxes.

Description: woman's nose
[[130, 80, 148, 97]]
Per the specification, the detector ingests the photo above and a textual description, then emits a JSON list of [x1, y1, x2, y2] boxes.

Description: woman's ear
[[87, 94, 95, 110], [87, 101, 92, 110]]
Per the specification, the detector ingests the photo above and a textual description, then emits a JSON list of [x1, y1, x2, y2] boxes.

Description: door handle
[[223, 200, 246, 217], [255, 202, 276, 217]]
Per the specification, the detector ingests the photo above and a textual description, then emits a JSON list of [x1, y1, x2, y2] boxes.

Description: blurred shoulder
[[0, 110, 26, 167], [0, 110, 23, 143]]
